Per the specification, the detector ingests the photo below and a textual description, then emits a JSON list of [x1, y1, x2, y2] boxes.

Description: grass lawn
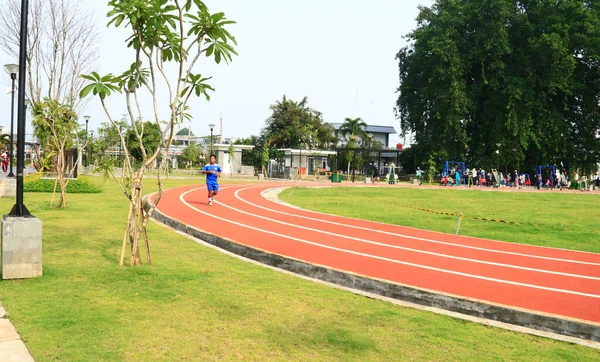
[[280, 186, 600, 253], [0, 178, 598, 361]]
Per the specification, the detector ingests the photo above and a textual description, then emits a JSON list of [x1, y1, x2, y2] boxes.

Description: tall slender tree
[[80, 0, 237, 266]]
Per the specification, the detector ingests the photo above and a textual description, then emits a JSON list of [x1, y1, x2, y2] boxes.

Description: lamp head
[[4, 63, 18, 77], [208, 123, 215, 131]]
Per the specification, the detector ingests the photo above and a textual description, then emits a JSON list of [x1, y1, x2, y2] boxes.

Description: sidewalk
[[0, 305, 34, 362]]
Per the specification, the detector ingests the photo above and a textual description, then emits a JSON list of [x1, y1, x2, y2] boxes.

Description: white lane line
[[235, 186, 600, 267], [178, 188, 600, 299], [206, 189, 600, 281]]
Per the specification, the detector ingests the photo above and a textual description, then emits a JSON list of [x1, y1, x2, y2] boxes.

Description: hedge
[[24, 173, 102, 193]]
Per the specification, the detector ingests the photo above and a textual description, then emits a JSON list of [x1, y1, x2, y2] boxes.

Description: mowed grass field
[[280, 186, 600, 253], [0, 178, 598, 361]]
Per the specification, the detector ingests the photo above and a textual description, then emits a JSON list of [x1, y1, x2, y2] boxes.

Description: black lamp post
[[208, 123, 215, 156], [4, 63, 18, 178], [89, 131, 94, 166], [84, 115, 90, 166], [9, 0, 31, 217]]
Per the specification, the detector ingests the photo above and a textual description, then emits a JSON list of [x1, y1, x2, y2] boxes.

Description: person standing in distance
[[202, 154, 222, 206]]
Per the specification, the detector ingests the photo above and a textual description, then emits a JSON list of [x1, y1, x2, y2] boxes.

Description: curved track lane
[[155, 183, 600, 325]]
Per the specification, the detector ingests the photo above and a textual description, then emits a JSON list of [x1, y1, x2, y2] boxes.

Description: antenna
[[354, 89, 359, 117]]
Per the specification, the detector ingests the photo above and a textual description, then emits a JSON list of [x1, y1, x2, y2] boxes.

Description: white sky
[[0, 0, 433, 145]]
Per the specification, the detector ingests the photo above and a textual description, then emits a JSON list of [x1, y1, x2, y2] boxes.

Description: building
[[212, 144, 255, 176], [276, 148, 337, 178], [328, 123, 397, 148]]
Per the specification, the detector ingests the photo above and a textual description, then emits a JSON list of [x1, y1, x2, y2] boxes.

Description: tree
[[339, 117, 369, 181], [395, 0, 600, 174], [0, 0, 99, 112], [178, 142, 203, 168], [227, 142, 235, 177], [80, 0, 237, 266], [126, 122, 162, 164], [31, 98, 79, 208], [262, 95, 337, 150], [339, 117, 368, 146]]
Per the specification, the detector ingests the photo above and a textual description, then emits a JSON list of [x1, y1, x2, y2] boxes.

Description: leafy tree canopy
[[127, 121, 162, 163], [396, 0, 600, 172], [261, 95, 337, 150]]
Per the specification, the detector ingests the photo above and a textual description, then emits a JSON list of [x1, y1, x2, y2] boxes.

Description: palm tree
[[339, 117, 368, 182], [339, 117, 368, 145]]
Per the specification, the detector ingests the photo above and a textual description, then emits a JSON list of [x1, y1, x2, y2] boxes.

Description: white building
[[328, 123, 397, 148]]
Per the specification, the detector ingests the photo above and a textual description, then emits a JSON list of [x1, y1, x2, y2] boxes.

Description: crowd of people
[[439, 166, 599, 191]]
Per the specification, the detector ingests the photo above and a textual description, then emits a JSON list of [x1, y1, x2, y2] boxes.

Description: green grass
[[280, 187, 600, 253], [0, 179, 598, 361]]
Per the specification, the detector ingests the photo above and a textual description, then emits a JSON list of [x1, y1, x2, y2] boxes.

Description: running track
[[154, 183, 600, 326]]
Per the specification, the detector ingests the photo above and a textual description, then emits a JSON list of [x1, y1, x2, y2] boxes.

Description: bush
[[24, 173, 102, 193]]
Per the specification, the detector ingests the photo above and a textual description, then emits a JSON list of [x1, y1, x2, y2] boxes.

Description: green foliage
[[339, 117, 368, 147], [227, 142, 235, 167], [427, 156, 437, 184], [178, 142, 204, 167], [396, 0, 600, 173], [80, 1, 236, 103], [32, 98, 79, 150], [262, 95, 337, 150], [127, 121, 162, 163], [24, 173, 102, 193], [234, 135, 281, 170]]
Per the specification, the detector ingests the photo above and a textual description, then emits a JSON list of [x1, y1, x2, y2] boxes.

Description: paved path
[[0, 305, 34, 361]]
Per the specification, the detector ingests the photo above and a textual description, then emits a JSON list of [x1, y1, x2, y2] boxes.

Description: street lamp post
[[4, 63, 18, 178], [208, 123, 215, 156], [8, 0, 31, 217], [89, 130, 94, 167], [84, 116, 90, 167]]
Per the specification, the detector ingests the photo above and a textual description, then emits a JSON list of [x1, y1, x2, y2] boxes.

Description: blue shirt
[[203, 164, 221, 183]]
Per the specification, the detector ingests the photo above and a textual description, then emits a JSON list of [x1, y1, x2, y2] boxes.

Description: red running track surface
[[154, 183, 600, 325]]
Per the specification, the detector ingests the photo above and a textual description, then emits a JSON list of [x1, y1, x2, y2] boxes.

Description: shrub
[[24, 173, 102, 193]]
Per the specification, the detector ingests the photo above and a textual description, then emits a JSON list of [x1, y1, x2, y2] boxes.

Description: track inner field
[[155, 183, 600, 324]]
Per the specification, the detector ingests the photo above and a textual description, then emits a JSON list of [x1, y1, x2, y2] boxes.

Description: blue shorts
[[207, 182, 219, 192]]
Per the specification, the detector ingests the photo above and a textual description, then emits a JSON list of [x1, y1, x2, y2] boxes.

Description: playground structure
[[537, 165, 556, 185], [443, 161, 467, 185]]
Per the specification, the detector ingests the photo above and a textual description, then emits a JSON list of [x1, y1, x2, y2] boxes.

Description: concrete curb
[[0, 305, 35, 361], [147, 199, 600, 346]]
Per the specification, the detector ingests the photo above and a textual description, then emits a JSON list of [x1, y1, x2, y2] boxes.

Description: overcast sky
[[0, 0, 433, 145]]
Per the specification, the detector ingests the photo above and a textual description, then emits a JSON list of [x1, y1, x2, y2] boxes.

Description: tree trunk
[[128, 175, 144, 266], [56, 149, 68, 208]]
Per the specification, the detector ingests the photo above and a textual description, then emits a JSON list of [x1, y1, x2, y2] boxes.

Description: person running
[[202, 155, 222, 206]]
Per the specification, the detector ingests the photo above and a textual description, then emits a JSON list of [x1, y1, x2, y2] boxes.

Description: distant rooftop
[[329, 123, 397, 135]]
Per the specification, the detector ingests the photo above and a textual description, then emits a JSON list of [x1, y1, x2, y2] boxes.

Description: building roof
[[278, 148, 337, 156], [328, 123, 397, 135]]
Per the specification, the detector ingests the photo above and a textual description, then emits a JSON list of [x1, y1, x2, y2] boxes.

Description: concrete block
[[2, 250, 12, 264], [1, 216, 43, 280], [2, 178, 16, 198]]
